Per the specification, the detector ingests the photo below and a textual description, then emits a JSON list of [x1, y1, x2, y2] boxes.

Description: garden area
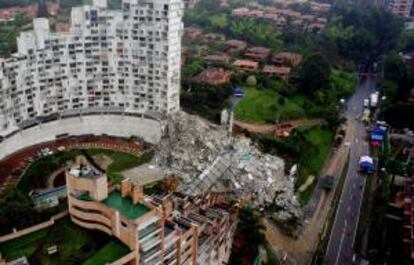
[[18, 148, 154, 194], [234, 87, 315, 123], [0, 218, 130, 265]]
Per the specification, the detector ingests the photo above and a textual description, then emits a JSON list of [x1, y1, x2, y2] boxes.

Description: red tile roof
[[263, 65, 291, 79], [233, 60, 259, 71], [271, 52, 303, 67], [244, 47, 270, 60], [195, 68, 232, 86]]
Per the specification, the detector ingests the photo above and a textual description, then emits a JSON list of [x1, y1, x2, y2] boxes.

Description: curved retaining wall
[[0, 114, 163, 160]]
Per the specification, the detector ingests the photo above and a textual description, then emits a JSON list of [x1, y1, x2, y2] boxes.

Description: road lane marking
[[335, 221, 348, 265]]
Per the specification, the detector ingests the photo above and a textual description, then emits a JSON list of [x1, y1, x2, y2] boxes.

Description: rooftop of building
[[233, 59, 259, 67], [225, 39, 247, 47], [69, 164, 101, 179], [195, 68, 231, 85], [263, 65, 291, 74], [246, 46, 270, 54], [103, 190, 151, 220]]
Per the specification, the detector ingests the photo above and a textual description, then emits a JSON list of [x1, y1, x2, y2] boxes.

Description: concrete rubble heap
[[155, 111, 302, 222]]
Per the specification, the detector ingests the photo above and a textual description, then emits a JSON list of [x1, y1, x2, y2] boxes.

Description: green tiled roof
[[103, 191, 150, 219]]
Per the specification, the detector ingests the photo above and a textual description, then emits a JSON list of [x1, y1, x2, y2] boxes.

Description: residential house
[[233, 60, 259, 72], [185, 26, 203, 38], [203, 53, 231, 64], [225, 39, 247, 53], [195, 68, 232, 86], [202, 33, 226, 43], [244, 47, 270, 61], [263, 65, 291, 80], [271, 52, 303, 67]]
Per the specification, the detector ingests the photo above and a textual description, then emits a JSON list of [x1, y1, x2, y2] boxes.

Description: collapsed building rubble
[[154, 111, 302, 223]]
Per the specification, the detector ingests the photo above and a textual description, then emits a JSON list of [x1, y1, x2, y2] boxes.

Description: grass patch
[[18, 148, 154, 193], [296, 126, 334, 187], [18, 150, 82, 193], [84, 149, 154, 184], [0, 218, 129, 265], [0, 228, 50, 260], [234, 87, 309, 123], [298, 180, 318, 206], [264, 242, 279, 265], [82, 241, 130, 265], [297, 126, 334, 205]]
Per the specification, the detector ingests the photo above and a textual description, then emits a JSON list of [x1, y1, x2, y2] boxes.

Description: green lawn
[[85, 149, 154, 184], [0, 218, 130, 265], [18, 148, 153, 193], [17, 150, 82, 193], [82, 241, 130, 265], [0, 228, 50, 261], [103, 191, 150, 219], [234, 87, 313, 123], [297, 126, 334, 205]]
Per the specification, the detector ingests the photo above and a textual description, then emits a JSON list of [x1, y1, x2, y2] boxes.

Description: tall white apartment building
[[0, 0, 183, 137]]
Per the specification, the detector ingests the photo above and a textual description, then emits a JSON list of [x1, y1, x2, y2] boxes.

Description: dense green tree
[[381, 52, 410, 102], [298, 53, 331, 96], [0, 30, 18, 57], [329, 1, 404, 63], [228, 207, 266, 265], [181, 58, 204, 83], [397, 30, 414, 52], [208, 13, 228, 31], [245, 75, 257, 87], [0, 0, 34, 8], [37, 0, 49, 18]]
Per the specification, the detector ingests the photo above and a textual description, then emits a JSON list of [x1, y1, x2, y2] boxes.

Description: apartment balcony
[[139, 228, 162, 243], [140, 236, 161, 252], [141, 244, 162, 264], [165, 257, 177, 265]]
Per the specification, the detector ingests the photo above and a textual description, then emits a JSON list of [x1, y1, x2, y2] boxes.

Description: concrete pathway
[[234, 119, 324, 134]]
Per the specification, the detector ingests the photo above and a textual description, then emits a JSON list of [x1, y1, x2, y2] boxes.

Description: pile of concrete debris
[[154, 111, 302, 223]]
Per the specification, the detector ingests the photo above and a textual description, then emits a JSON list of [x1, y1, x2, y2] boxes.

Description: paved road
[[325, 76, 376, 265]]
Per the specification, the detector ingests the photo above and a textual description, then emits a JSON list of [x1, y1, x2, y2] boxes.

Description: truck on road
[[370, 92, 379, 108], [359, 155, 374, 174]]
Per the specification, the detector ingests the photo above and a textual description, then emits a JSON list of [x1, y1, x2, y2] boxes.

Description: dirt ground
[[92, 154, 113, 170], [234, 118, 324, 134]]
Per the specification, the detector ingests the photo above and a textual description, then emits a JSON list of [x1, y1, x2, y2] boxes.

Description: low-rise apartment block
[[66, 160, 236, 265]]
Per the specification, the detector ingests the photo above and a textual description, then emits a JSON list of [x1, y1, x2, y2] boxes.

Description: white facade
[[0, 0, 183, 137]]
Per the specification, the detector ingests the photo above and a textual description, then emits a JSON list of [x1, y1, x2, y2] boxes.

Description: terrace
[[0, 218, 130, 265], [103, 190, 151, 220]]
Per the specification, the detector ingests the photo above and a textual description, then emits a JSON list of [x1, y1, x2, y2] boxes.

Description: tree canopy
[[326, 1, 404, 63], [298, 53, 331, 96]]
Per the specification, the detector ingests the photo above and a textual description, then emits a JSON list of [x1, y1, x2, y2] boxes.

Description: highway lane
[[325, 76, 376, 265]]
